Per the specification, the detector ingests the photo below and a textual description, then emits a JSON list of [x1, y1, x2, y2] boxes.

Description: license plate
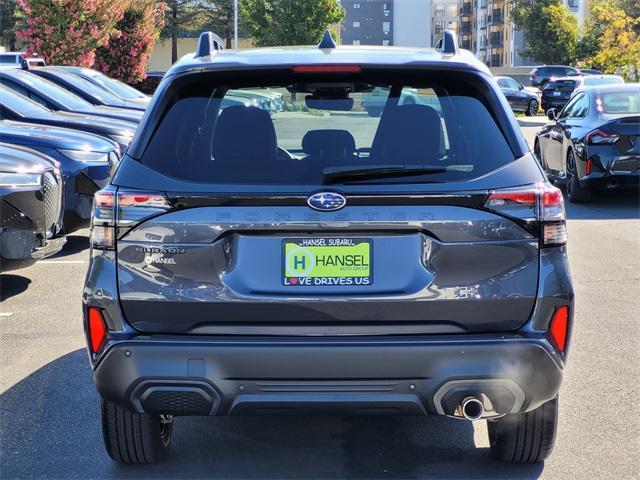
[[552, 91, 562, 96], [282, 238, 372, 286]]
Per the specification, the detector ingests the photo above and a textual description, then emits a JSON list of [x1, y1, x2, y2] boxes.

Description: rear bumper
[[580, 170, 640, 189], [93, 334, 564, 418]]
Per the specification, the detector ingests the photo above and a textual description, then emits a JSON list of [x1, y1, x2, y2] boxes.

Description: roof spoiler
[[435, 29, 458, 55], [195, 31, 225, 58]]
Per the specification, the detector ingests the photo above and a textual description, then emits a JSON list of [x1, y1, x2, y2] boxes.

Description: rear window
[[138, 71, 516, 185], [583, 76, 623, 86], [544, 80, 577, 90], [599, 91, 640, 114]]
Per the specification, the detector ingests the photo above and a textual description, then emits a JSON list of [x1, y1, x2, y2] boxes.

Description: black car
[[0, 68, 143, 123], [30, 67, 146, 112], [530, 65, 582, 88], [0, 84, 136, 152], [541, 77, 579, 112], [580, 68, 603, 75], [535, 84, 640, 202], [59, 66, 150, 107], [495, 76, 539, 116], [0, 143, 65, 271], [83, 31, 573, 465], [0, 120, 120, 230]]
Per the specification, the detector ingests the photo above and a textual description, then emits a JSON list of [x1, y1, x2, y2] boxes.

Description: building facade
[[340, 0, 394, 46]]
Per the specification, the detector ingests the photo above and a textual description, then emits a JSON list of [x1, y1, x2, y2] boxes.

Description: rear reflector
[[292, 65, 362, 73], [549, 306, 569, 352], [88, 307, 108, 354]]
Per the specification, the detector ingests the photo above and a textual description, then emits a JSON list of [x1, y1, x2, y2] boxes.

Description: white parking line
[[0, 312, 14, 317], [38, 260, 86, 264]]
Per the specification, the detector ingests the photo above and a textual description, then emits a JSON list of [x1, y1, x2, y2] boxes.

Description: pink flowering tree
[[95, 0, 166, 83], [15, 0, 127, 67]]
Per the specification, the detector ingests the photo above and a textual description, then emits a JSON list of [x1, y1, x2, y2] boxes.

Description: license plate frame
[[282, 237, 373, 287]]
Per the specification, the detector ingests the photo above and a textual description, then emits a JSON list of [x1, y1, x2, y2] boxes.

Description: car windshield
[[138, 71, 516, 185], [598, 90, 640, 114], [82, 70, 147, 100], [0, 84, 51, 116], [8, 70, 93, 110], [48, 69, 125, 104]]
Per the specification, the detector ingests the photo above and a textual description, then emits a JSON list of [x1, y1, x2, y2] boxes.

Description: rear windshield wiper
[[322, 164, 447, 183]]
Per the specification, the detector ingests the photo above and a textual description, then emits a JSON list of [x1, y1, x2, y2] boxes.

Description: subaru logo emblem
[[307, 192, 346, 211]]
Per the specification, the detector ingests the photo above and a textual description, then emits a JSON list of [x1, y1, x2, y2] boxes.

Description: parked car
[[0, 143, 65, 271], [534, 84, 639, 203], [0, 52, 46, 69], [0, 120, 120, 230], [541, 77, 580, 112], [0, 68, 143, 123], [29, 67, 146, 112], [495, 76, 539, 116], [361, 86, 421, 116], [58, 66, 150, 107], [569, 74, 625, 99], [530, 65, 582, 88], [83, 30, 573, 465], [0, 84, 137, 153], [134, 71, 164, 95]]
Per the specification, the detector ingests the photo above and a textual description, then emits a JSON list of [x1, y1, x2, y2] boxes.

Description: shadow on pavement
[[0, 349, 544, 479], [563, 188, 640, 220], [48, 234, 90, 259], [0, 274, 31, 301]]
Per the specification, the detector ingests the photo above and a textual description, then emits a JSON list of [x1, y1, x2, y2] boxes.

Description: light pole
[[234, 0, 238, 49]]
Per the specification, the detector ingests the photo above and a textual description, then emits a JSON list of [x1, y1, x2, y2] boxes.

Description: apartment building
[[339, 1, 394, 46], [340, 1, 433, 47], [431, 0, 460, 46]]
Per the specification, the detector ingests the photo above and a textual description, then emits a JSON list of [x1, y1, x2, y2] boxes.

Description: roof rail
[[435, 29, 458, 55], [195, 31, 224, 58], [318, 29, 337, 49]]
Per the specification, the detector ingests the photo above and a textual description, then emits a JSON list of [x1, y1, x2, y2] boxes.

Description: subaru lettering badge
[[307, 192, 346, 211]]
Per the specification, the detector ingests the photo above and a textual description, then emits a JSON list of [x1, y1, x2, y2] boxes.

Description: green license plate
[[282, 238, 373, 286]]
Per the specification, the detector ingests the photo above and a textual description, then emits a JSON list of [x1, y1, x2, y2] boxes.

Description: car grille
[[42, 171, 62, 237]]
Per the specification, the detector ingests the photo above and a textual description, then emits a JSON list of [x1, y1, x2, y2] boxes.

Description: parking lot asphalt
[[1, 117, 639, 479]]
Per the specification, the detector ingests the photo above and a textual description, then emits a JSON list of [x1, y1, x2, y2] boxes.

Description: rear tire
[[525, 99, 538, 117], [565, 150, 591, 203], [488, 396, 558, 463], [101, 398, 173, 464]]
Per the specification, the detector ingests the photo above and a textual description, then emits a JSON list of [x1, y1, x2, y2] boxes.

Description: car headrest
[[302, 129, 356, 161], [212, 106, 277, 166], [373, 104, 442, 164]]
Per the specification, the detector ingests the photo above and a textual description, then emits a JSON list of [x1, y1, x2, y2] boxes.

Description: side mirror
[[518, 83, 524, 90], [547, 108, 557, 121]]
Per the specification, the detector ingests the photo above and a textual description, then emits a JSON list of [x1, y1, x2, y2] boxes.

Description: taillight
[[549, 306, 569, 352], [90, 188, 170, 250], [586, 129, 620, 145], [90, 190, 115, 249], [87, 307, 108, 354], [485, 183, 567, 247]]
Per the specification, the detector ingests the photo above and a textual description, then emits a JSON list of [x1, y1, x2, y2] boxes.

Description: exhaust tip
[[461, 397, 484, 421]]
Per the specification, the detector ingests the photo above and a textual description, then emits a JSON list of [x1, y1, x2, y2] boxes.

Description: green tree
[[0, 0, 18, 50], [579, 0, 639, 80], [241, 0, 345, 47], [508, 0, 579, 64], [162, 0, 214, 63]]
